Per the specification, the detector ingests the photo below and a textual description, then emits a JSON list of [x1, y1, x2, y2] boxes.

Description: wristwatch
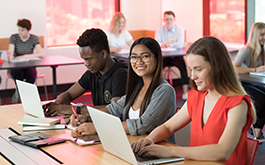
[[75, 103, 84, 114]]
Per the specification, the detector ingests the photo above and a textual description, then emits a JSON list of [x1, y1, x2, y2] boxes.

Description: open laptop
[[87, 106, 185, 165], [16, 79, 46, 118]]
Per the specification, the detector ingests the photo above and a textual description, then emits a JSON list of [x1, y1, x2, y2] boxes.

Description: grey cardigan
[[106, 79, 176, 142]]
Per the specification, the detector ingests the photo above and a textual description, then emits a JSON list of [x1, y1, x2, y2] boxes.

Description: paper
[[11, 57, 42, 63], [67, 124, 77, 131], [161, 47, 177, 52], [115, 49, 130, 55], [249, 71, 265, 77]]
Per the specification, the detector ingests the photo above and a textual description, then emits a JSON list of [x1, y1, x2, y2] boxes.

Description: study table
[[0, 103, 223, 165], [0, 55, 84, 99], [238, 73, 265, 86], [111, 48, 238, 60]]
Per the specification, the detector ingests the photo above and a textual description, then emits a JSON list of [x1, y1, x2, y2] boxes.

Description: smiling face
[[130, 44, 157, 79], [187, 54, 213, 91], [259, 28, 265, 46], [79, 46, 106, 74]]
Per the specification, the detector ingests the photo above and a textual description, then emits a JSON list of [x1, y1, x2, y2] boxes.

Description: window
[[255, 0, 265, 22], [203, 0, 245, 44], [46, 0, 118, 47]]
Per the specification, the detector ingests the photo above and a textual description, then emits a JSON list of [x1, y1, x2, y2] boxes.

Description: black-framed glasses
[[129, 53, 155, 64]]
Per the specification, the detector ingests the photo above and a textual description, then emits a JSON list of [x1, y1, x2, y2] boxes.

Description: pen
[[71, 105, 78, 118], [66, 119, 71, 125]]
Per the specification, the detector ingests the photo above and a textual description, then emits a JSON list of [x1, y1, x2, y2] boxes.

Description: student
[[71, 37, 176, 143], [8, 19, 43, 103], [104, 12, 134, 53], [155, 11, 189, 100], [233, 22, 265, 139], [43, 28, 128, 116], [132, 36, 256, 165]]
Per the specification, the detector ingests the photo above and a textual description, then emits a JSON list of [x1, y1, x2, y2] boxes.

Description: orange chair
[[247, 137, 259, 165]]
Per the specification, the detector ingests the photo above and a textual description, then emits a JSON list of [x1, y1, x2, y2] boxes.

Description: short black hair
[[76, 28, 110, 54], [164, 11, 175, 17], [17, 19, 32, 31]]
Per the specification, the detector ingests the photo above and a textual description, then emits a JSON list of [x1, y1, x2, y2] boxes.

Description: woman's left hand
[[75, 122, 97, 135], [137, 144, 174, 158]]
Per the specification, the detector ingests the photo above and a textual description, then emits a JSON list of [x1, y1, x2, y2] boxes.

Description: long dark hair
[[124, 37, 163, 116]]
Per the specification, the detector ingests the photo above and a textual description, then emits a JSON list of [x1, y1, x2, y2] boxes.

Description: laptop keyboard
[[134, 153, 159, 162]]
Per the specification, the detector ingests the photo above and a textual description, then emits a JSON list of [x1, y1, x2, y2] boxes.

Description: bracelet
[[255, 68, 257, 72], [84, 113, 92, 122]]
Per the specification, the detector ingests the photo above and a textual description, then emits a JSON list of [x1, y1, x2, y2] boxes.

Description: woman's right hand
[[131, 137, 154, 154], [69, 114, 88, 127]]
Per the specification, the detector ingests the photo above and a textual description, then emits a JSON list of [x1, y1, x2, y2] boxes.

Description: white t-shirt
[[128, 107, 140, 119], [104, 29, 133, 48]]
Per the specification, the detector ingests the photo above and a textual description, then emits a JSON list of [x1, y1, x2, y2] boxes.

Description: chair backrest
[[247, 137, 259, 165]]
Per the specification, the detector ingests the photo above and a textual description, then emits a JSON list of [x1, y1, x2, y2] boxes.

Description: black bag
[[9, 132, 67, 148]]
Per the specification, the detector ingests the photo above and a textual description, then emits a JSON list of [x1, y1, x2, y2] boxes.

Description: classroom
[[0, 0, 265, 164]]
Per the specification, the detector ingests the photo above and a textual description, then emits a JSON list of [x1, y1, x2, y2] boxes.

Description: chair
[[5, 70, 48, 101], [163, 66, 180, 85], [247, 137, 259, 165], [174, 107, 190, 147]]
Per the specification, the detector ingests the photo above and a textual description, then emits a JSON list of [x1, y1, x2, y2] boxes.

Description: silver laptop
[[16, 80, 46, 118], [87, 106, 185, 165]]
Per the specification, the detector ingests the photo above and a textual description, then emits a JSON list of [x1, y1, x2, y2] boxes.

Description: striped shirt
[[9, 34, 40, 57]]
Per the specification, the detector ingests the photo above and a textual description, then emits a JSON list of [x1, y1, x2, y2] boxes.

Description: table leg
[[51, 66, 58, 99]]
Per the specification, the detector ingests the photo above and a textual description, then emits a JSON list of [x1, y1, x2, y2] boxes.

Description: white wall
[[0, 0, 203, 90], [162, 0, 203, 42], [0, 0, 85, 90]]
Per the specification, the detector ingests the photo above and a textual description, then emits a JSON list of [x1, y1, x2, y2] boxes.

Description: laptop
[[16, 79, 46, 118], [87, 106, 185, 165]]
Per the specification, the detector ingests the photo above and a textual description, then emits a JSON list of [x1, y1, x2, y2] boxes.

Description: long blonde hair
[[110, 12, 126, 33], [187, 36, 256, 123], [246, 22, 265, 67]]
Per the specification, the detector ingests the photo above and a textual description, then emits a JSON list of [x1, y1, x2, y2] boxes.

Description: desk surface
[[0, 55, 84, 99], [111, 48, 238, 60], [0, 55, 83, 70], [0, 103, 222, 165], [238, 73, 265, 86]]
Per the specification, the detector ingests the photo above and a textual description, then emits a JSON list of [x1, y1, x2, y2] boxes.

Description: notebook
[[87, 106, 185, 165], [249, 71, 265, 77], [18, 117, 60, 126]]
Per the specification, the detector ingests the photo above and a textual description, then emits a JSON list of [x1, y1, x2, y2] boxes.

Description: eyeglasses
[[129, 53, 155, 64]]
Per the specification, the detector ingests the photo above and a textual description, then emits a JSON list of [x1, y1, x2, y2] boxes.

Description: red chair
[[247, 137, 259, 165]]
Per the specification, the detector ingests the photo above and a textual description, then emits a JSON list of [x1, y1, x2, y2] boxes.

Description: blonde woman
[[233, 22, 265, 73], [105, 12, 134, 53], [132, 36, 256, 165], [233, 22, 265, 139]]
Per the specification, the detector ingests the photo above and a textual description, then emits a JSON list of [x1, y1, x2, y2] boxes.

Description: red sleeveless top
[[187, 89, 253, 165]]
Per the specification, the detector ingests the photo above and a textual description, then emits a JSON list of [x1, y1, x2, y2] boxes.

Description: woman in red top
[[132, 36, 256, 165]]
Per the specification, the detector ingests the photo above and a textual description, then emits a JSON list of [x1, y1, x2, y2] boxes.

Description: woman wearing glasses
[[71, 37, 176, 143]]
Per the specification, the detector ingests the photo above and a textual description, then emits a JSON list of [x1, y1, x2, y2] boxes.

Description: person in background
[[155, 11, 189, 100], [70, 37, 176, 143], [104, 12, 134, 53], [43, 28, 127, 116], [132, 36, 256, 165], [233, 22, 265, 140], [8, 19, 43, 103]]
